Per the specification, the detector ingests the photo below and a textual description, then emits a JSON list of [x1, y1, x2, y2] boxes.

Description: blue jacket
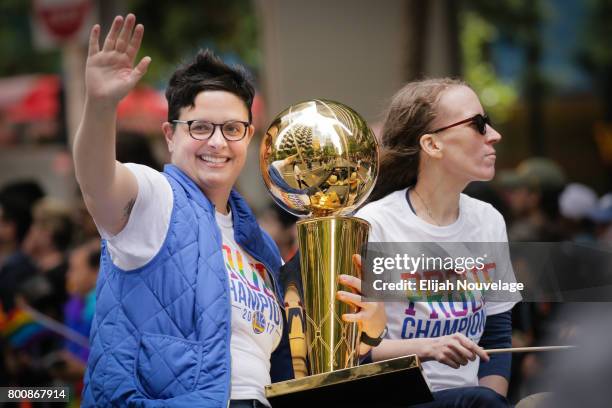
[[82, 164, 293, 407]]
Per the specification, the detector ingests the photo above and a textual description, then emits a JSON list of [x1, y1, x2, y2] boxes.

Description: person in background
[[4, 198, 74, 394], [0, 181, 45, 211], [0, 193, 67, 406], [115, 130, 162, 171], [22, 198, 74, 320], [0, 193, 38, 388], [558, 183, 598, 243], [63, 239, 99, 364], [258, 204, 298, 262], [0, 194, 37, 312], [463, 181, 511, 225], [0, 181, 44, 281], [497, 163, 565, 391], [47, 239, 100, 407], [497, 158, 566, 242], [72, 196, 101, 245]]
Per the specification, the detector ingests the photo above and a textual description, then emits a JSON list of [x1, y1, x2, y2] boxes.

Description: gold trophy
[[260, 99, 378, 375], [260, 100, 432, 406]]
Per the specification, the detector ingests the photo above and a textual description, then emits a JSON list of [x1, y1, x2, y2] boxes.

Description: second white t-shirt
[[355, 187, 518, 392]]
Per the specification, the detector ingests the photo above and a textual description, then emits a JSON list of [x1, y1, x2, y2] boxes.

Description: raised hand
[[85, 14, 151, 104]]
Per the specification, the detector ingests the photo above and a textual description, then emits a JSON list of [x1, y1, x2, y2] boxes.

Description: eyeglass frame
[[428, 113, 491, 135], [172, 119, 251, 141]]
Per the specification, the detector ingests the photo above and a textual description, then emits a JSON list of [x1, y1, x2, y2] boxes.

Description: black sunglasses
[[429, 113, 491, 135]]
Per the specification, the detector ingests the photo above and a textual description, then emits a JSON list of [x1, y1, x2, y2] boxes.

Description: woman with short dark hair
[[74, 14, 386, 407]]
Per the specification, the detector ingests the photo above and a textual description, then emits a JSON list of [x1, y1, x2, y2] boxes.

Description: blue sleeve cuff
[[359, 349, 373, 365], [478, 310, 512, 380]]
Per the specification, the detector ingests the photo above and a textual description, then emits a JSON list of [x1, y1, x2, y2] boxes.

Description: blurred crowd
[[0, 184, 99, 407], [463, 158, 612, 403], [1, 131, 611, 406], [0, 132, 161, 407]]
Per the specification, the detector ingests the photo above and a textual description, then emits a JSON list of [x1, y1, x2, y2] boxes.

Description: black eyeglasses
[[429, 113, 491, 135], [172, 120, 250, 141]]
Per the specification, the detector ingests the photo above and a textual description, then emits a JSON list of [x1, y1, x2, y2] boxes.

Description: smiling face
[[426, 85, 501, 184], [163, 91, 254, 202]]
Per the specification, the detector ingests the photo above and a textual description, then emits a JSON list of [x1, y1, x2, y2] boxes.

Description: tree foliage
[[0, 1, 61, 76], [0, 0, 259, 83], [460, 10, 518, 123], [127, 0, 260, 85]]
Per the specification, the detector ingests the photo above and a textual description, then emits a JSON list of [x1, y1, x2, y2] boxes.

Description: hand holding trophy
[[260, 99, 379, 373], [261, 101, 432, 406]]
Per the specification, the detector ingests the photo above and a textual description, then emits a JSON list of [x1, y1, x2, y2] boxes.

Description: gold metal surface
[[297, 216, 370, 375], [260, 99, 378, 218], [265, 355, 422, 398], [260, 99, 380, 380]]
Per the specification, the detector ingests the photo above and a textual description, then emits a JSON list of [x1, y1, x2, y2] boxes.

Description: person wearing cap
[[558, 183, 598, 242], [497, 158, 567, 241]]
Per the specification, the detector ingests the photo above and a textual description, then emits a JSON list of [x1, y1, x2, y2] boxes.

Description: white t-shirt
[[216, 210, 283, 406], [355, 187, 518, 392], [98, 163, 282, 406], [98, 163, 173, 271]]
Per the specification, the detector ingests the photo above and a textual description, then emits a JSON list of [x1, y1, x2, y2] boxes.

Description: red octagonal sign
[[34, 0, 92, 41]]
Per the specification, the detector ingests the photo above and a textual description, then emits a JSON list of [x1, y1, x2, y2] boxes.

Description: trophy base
[[265, 355, 433, 407]]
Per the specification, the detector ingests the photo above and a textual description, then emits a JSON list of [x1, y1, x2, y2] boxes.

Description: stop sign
[[32, 0, 94, 46]]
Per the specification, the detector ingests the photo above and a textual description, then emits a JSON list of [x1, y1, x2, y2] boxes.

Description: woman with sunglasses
[[74, 14, 386, 407], [356, 79, 516, 407]]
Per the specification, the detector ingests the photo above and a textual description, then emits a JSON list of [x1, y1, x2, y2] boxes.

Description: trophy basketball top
[[260, 99, 379, 218]]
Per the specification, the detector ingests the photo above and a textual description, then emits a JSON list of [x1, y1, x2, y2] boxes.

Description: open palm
[[85, 14, 150, 104]]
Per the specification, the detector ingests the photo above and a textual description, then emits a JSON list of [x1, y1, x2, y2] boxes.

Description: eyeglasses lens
[[222, 122, 246, 139], [190, 122, 213, 136], [189, 121, 247, 140]]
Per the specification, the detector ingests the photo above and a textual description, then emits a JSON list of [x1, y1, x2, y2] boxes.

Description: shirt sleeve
[[97, 163, 173, 271], [478, 310, 512, 380], [485, 207, 522, 315]]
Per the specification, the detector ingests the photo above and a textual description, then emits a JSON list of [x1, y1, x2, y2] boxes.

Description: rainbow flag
[[0, 307, 51, 348]]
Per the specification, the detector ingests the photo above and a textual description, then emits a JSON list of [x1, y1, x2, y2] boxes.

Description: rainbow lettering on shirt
[[223, 243, 282, 332]]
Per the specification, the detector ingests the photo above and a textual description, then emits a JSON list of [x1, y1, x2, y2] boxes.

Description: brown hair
[[368, 78, 466, 202], [32, 198, 73, 251]]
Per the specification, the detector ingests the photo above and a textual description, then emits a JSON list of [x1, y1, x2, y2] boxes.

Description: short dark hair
[[32, 198, 73, 252], [165, 49, 255, 123], [84, 240, 101, 270], [0, 181, 45, 207], [0, 194, 32, 244], [88, 248, 102, 270], [116, 131, 162, 171]]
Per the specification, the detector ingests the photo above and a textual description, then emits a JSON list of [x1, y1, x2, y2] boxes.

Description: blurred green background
[[0, 0, 610, 204]]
